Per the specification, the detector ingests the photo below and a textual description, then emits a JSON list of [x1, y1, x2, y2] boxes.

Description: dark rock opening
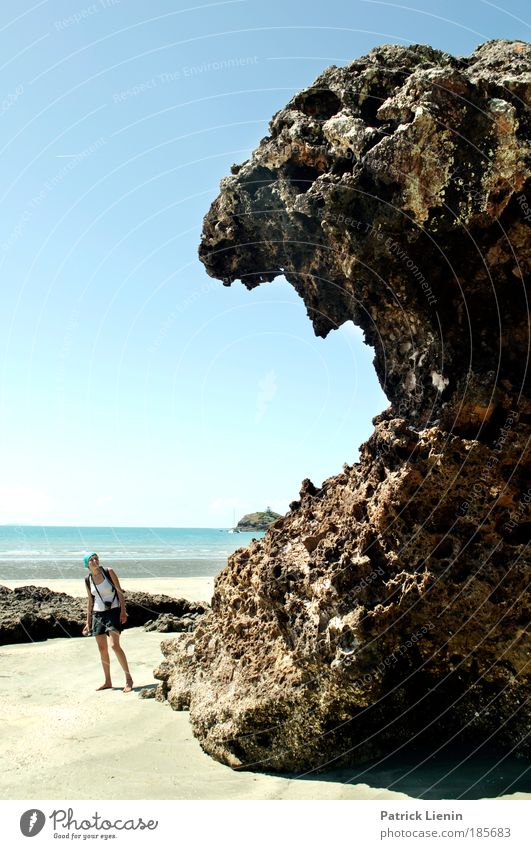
[[294, 88, 342, 120], [285, 161, 321, 193]]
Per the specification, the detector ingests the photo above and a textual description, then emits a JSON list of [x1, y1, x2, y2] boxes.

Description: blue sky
[[0, 0, 528, 527]]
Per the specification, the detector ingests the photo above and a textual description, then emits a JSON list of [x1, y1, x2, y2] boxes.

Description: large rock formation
[[155, 40, 531, 772]]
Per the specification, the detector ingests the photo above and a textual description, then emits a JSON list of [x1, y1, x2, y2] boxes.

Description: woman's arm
[[83, 581, 93, 634], [108, 568, 127, 621]]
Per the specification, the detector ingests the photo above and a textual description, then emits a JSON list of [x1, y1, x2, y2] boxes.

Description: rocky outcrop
[[0, 585, 209, 645], [199, 40, 530, 434], [155, 40, 531, 772], [144, 606, 209, 633], [236, 510, 282, 531]]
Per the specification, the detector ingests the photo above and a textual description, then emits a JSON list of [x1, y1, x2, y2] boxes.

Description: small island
[[234, 507, 281, 532]]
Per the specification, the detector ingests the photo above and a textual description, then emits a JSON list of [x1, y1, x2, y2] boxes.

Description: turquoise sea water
[[0, 525, 265, 580]]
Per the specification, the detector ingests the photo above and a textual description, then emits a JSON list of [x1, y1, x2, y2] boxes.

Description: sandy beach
[[1, 577, 529, 801], [1, 577, 216, 604]]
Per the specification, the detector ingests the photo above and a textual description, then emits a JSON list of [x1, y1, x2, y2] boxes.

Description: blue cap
[[83, 552, 97, 569]]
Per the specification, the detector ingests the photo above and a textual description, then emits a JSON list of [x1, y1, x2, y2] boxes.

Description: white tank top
[[90, 572, 120, 612]]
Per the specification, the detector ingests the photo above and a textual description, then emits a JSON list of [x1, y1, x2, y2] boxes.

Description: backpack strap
[[87, 567, 118, 605], [101, 567, 118, 600]]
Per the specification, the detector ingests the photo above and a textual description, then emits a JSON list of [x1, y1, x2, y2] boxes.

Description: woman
[[82, 552, 134, 693]]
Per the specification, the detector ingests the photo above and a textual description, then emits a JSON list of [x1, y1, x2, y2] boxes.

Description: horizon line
[[0, 523, 267, 530]]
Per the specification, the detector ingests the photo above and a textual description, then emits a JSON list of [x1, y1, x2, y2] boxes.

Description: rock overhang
[[199, 40, 530, 431]]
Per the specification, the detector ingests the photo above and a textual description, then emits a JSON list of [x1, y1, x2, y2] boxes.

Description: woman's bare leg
[[108, 631, 133, 692], [95, 634, 112, 689]]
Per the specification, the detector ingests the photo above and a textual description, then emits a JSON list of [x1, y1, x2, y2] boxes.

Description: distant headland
[[233, 507, 281, 532]]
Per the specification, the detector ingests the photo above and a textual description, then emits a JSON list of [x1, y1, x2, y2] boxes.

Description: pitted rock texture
[[155, 40, 531, 772], [144, 607, 209, 633]]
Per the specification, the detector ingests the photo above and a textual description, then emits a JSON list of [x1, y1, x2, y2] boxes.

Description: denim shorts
[[92, 607, 122, 636]]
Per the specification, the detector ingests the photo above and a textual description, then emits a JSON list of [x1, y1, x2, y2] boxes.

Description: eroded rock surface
[[144, 606, 209, 633], [155, 40, 531, 772]]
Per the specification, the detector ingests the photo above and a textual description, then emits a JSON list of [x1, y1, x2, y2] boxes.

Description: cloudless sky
[[0, 0, 528, 526]]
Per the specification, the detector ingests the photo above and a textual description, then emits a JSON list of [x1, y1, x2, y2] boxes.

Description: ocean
[[0, 525, 265, 580]]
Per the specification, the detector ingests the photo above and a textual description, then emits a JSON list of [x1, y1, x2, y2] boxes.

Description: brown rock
[[0, 586, 209, 645], [155, 40, 531, 772], [144, 612, 208, 633]]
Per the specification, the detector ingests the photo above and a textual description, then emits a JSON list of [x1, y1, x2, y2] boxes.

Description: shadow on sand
[[281, 742, 531, 799]]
